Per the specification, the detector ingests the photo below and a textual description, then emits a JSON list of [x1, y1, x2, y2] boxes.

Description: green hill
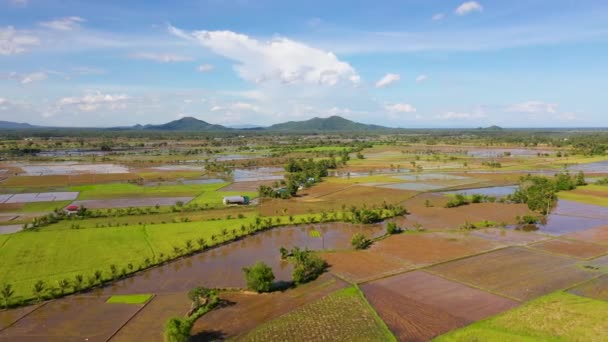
[[266, 116, 388, 132]]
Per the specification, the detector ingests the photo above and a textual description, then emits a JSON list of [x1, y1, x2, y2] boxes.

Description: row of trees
[[510, 171, 587, 214]]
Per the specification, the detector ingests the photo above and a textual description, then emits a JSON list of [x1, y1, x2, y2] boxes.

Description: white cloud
[[39, 17, 85, 31], [129, 52, 194, 63], [455, 1, 483, 16], [438, 110, 486, 120], [20, 71, 48, 84], [197, 64, 214, 72], [506, 101, 557, 113], [375, 73, 401, 88], [432, 13, 445, 21], [0, 26, 40, 55], [415, 74, 428, 83], [169, 26, 360, 86], [385, 103, 416, 113], [57, 91, 130, 112]]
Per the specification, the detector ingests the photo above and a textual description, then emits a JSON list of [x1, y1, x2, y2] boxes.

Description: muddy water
[[442, 185, 518, 197], [567, 160, 608, 173], [233, 167, 284, 182], [467, 148, 553, 158], [95, 222, 384, 296], [512, 200, 608, 235]]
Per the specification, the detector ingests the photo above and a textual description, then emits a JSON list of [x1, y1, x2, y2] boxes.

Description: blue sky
[[1, 0, 607, 127]]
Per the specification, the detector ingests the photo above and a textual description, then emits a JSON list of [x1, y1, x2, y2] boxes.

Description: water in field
[[394, 174, 469, 181], [378, 183, 444, 191], [442, 186, 518, 198], [567, 160, 608, 173], [214, 154, 260, 162], [467, 149, 553, 158], [14, 162, 129, 176], [149, 165, 205, 172], [233, 167, 284, 182], [95, 222, 385, 295], [512, 200, 608, 235]]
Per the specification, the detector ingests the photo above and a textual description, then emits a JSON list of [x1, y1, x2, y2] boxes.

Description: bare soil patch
[[529, 238, 608, 259], [564, 225, 608, 245], [470, 228, 550, 245], [191, 274, 348, 340], [361, 271, 518, 342], [0, 304, 40, 332], [320, 250, 412, 283], [428, 246, 598, 301], [110, 292, 190, 342], [0, 296, 142, 342]]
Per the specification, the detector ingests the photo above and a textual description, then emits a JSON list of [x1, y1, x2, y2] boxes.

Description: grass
[[106, 294, 153, 304], [69, 182, 228, 200], [21, 201, 72, 213], [558, 184, 608, 207], [434, 292, 608, 341], [0, 217, 256, 302], [189, 190, 257, 207], [240, 286, 396, 341]]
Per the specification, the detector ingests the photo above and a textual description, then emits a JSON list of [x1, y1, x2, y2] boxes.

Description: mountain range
[[0, 116, 393, 132]]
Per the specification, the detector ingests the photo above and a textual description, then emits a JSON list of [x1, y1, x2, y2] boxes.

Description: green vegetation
[[511, 172, 587, 214], [243, 261, 275, 293], [435, 292, 608, 341], [351, 233, 372, 250], [70, 182, 228, 200], [164, 287, 219, 342], [241, 286, 396, 341], [106, 294, 153, 304]]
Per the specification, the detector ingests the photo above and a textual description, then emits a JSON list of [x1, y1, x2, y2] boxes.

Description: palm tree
[[33, 280, 46, 302], [57, 278, 70, 295], [172, 246, 182, 256], [73, 274, 84, 291], [197, 238, 206, 250], [1, 284, 14, 308], [94, 270, 103, 284], [109, 264, 118, 279], [185, 240, 193, 253]]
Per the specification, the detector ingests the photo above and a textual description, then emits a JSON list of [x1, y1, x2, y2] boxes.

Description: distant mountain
[[266, 116, 389, 132], [142, 117, 230, 131], [0, 120, 37, 129]]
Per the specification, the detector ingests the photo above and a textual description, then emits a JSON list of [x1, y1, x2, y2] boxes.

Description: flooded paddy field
[[428, 246, 598, 301], [564, 225, 608, 245], [528, 238, 608, 259], [12, 163, 130, 176], [233, 168, 283, 182], [0, 192, 78, 204], [320, 250, 411, 283], [442, 185, 518, 197], [0, 295, 144, 342], [569, 275, 608, 301], [467, 148, 554, 158], [70, 197, 194, 209], [93, 223, 384, 296], [0, 225, 22, 235], [361, 271, 518, 342]]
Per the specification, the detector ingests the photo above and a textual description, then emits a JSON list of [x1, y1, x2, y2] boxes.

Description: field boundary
[[0, 301, 47, 333], [104, 293, 157, 342]]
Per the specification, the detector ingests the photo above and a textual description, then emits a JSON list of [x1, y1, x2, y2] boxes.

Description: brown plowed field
[[564, 225, 608, 245], [0, 296, 143, 342], [529, 238, 608, 259], [428, 246, 598, 301], [401, 202, 532, 231], [320, 250, 412, 283], [190, 273, 348, 340], [370, 232, 502, 267], [0, 304, 40, 332], [361, 271, 519, 342], [569, 275, 608, 301], [110, 292, 190, 342], [470, 228, 550, 245]]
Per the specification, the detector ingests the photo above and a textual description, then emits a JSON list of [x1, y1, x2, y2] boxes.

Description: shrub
[[386, 222, 400, 235], [242, 262, 275, 293], [518, 215, 540, 225], [290, 248, 327, 285], [445, 194, 469, 208], [163, 317, 191, 342], [351, 233, 372, 250]]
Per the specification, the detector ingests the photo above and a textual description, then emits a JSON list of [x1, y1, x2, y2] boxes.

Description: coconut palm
[[1, 284, 14, 308], [57, 278, 70, 295], [33, 280, 46, 302], [73, 274, 84, 291]]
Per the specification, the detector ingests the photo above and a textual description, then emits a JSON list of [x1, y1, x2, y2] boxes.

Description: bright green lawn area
[[434, 292, 608, 341], [106, 294, 153, 304], [241, 286, 396, 341], [189, 190, 257, 207], [0, 217, 254, 301], [69, 182, 228, 200], [558, 184, 608, 207], [22, 201, 72, 213]]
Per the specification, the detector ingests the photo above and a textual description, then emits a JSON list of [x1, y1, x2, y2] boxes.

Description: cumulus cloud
[[455, 1, 483, 16], [375, 73, 401, 88], [39, 17, 85, 31], [432, 13, 445, 21], [438, 110, 486, 120], [129, 52, 194, 63], [415, 74, 428, 83], [169, 26, 360, 86], [197, 64, 214, 72], [506, 101, 557, 113], [0, 26, 40, 55], [57, 91, 130, 112], [385, 103, 416, 113]]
